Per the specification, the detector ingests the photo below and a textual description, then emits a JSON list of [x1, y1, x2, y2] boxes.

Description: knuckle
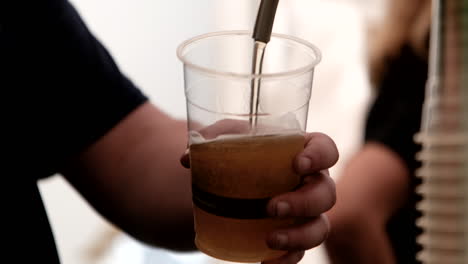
[[316, 133, 339, 165], [310, 176, 336, 215], [308, 217, 330, 246], [322, 193, 335, 213], [320, 215, 331, 240], [303, 199, 317, 217], [304, 222, 327, 248], [297, 177, 336, 217], [323, 176, 337, 211], [290, 251, 305, 264]]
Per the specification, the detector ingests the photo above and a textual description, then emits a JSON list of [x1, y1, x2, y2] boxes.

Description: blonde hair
[[367, 0, 432, 87]]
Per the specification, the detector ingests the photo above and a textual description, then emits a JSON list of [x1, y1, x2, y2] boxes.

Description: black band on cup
[[192, 184, 271, 219]]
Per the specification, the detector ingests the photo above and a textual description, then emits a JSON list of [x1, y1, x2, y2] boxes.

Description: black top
[[365, 44, 427, 263], [1, 0, 147, 263]]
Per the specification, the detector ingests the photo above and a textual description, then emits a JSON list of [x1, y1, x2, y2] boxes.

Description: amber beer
[[189, 132, 305, 262]]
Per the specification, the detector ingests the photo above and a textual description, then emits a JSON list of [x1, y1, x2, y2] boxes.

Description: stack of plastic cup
[[414, 137, 468, 263], [414, 0, 468, 263]]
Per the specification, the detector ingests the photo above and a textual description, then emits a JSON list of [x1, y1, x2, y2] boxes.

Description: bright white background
[[38, 0, 386, 263]]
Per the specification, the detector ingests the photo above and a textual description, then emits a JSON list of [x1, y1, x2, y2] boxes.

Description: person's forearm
[[325, 219, 396, 264], [324, 143, 410, 263], [62, 102, 196, 250]]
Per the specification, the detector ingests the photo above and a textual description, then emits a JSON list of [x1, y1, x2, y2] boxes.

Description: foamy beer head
[[189, 114, 306, 262]]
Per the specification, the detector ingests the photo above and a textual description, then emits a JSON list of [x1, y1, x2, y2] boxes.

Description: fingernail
[[276, 201, 290, 217], [273, 233, 288, 249], [298, 157, 311, 172]]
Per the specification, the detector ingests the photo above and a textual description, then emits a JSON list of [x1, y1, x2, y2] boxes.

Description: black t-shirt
[[1, 0, 147, 262], [365, 45, 427, 263]]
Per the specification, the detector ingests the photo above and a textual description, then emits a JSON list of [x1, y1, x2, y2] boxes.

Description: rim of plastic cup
[[415, 151, 467, 162], [416, 185, 466, 198], [177, 30, 322, 80], [417, 200, 465, 215], [417, 250, 466, 264], [416, 166, 467, 179], [417, 217, 466, 229], [417, 233, 465, 248], [414, 132, 468, 145]]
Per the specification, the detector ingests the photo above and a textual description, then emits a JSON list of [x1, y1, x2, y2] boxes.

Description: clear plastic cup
[[177, 31, 321, 263]]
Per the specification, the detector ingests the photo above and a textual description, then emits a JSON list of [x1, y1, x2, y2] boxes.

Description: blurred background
[[38, 0, 386, 263]]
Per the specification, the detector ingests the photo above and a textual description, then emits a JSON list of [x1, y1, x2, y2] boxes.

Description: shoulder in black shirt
[[1, 1, 147, 262]]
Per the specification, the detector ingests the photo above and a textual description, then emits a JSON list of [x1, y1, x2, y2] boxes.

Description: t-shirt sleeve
[[364, 45, 427, 171], [2, 1, 148, 174]]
